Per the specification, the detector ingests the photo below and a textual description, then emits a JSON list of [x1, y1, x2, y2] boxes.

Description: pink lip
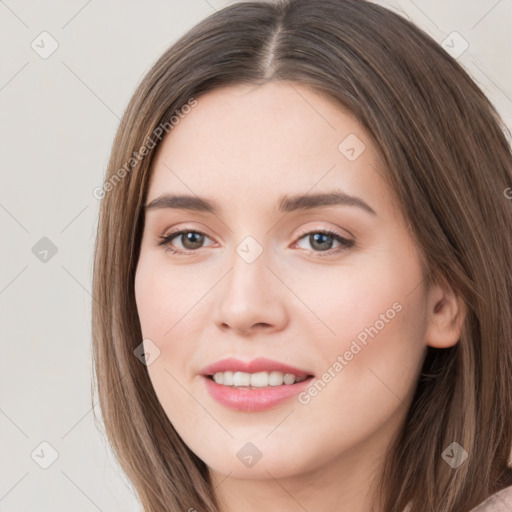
[[200, 357, 313, 378], [200, 357, 315, 412]]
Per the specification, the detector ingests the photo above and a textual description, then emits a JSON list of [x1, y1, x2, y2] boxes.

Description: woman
[[91, 1, 512, 510]]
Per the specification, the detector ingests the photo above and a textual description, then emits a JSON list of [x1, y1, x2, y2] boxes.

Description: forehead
[[146, 81, 392, 218]]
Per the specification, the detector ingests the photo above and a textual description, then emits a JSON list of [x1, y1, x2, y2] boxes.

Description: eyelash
[[157, 228, 354, 257]]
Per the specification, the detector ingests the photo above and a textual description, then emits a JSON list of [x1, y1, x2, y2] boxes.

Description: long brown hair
[[91, 1, 512, 510]]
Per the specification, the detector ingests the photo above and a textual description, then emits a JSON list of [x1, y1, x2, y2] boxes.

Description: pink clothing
[[402, 485, 512, 511], [470, 484, 512, 511]]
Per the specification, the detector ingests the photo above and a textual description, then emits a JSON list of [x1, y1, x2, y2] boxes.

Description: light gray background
[[0, 1, 511, 511]]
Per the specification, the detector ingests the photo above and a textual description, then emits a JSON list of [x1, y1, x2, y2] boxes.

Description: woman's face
[[134, 81, 432, 486]]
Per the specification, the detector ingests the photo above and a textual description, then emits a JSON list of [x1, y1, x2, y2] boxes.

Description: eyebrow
[[144, 190, 377, 216]]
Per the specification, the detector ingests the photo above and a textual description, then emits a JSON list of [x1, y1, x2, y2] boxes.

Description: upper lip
[[200, 357, 314, 378]]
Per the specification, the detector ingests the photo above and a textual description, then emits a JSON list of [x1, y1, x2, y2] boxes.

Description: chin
[[202, 444, 312, 481]]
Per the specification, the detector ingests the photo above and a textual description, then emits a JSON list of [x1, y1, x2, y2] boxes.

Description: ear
[[425, 279, 467, 349]]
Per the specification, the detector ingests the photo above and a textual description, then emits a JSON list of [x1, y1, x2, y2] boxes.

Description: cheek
[[134, 259, 203, 426], [288, 254, 418, 342], [297, 248, 428, 386], [323, 287, 426, 412], [134, 255, 211, 385], [134, 254, 208, 341]]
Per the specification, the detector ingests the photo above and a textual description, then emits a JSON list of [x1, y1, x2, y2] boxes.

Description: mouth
[[202, 371, 315, 412], [204, 371, 315, 389], [199, 357, 315, 389], [199, 357, 315, 411]]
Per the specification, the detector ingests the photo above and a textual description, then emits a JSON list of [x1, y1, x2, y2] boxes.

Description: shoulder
[[470, 485, 512, 511]]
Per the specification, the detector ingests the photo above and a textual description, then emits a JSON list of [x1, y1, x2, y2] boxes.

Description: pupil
[[183, 232, 203, 249], [311, 233, 332, 251]]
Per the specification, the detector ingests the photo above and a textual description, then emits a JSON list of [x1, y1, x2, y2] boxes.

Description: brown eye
[[179, 232, 205, 250], [158, 230, 213, 254], [295, 229, 354, 256]]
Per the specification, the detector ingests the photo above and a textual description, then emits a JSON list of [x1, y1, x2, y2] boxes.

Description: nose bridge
[[224, 236, 270, 303], [214, 234, 288, 333]]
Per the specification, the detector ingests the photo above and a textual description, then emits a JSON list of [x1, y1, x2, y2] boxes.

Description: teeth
[[211, 371, 308, 387], [283, 373, 296, 385], [233, 371, 251, 387], [213, 372, 225, 385]]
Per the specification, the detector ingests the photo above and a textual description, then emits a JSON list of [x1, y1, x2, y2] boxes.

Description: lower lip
[[202, 375, 314, 412]]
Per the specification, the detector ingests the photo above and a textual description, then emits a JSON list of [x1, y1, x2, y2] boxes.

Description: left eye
[[295, 230, 354, 254], [158, 229, 354, 255]]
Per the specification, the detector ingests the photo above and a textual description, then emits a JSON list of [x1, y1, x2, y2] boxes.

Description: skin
[[134, 81, 466, 512]]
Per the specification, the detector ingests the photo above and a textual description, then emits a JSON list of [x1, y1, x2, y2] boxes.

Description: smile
[[210, 370, 309, 387]]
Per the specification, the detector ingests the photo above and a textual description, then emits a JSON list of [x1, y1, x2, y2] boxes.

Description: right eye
[[158, 229, 215, 255]]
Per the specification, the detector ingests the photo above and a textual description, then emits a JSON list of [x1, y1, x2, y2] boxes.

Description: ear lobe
[[425, 282, 467, 349]]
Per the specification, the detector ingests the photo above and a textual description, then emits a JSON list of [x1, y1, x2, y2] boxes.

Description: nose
[[214, 248, 289, 336]]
